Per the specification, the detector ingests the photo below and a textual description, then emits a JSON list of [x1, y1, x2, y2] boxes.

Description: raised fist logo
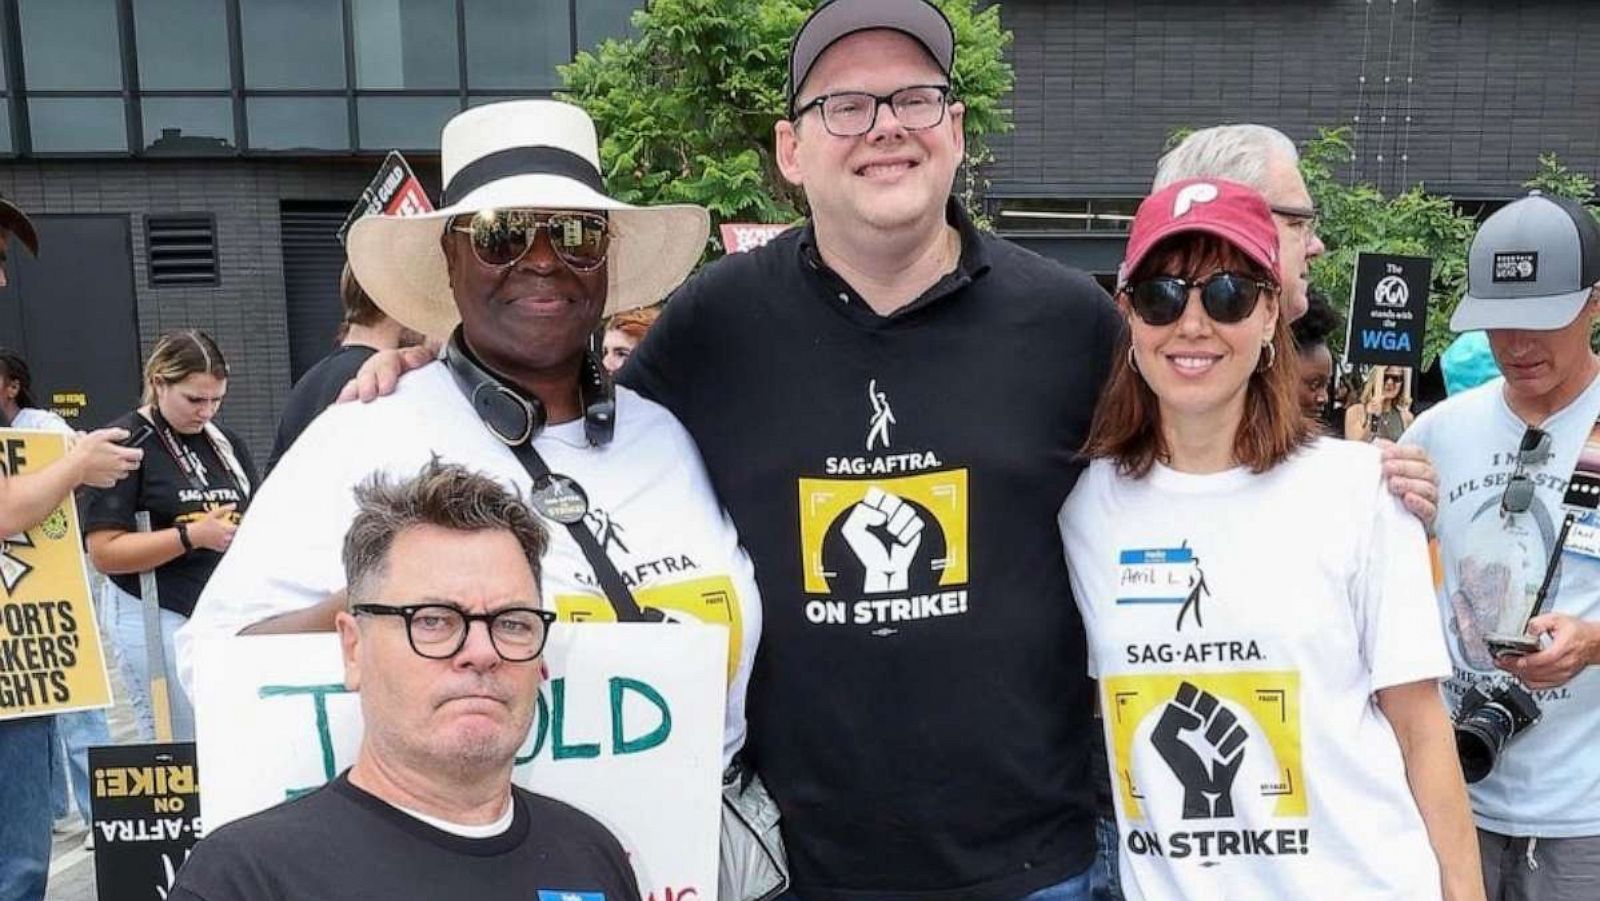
[[1151, 682, 1248, 819], [841, 487, 925, 593]]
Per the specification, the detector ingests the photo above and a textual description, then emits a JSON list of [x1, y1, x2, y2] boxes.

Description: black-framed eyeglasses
[[351, 603, 557, 662], [448, 209, 610, 273], [1501, 427, 1552, 517], [1122, 271, 1276, 327], [1270, 203, 1319, 234], [793, 84, 951, 137]]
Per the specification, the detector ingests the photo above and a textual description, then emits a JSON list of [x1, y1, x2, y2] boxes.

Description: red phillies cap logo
[[1120, 178, 1281, 288]]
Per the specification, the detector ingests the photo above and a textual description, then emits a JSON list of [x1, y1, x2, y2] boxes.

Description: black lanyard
[[147, 408, 236, 495], [443, 330, 659, 623]]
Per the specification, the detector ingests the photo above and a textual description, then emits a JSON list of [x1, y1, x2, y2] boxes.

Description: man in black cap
[[1405, 191, 1600, 900], [0, 195, 142, 901]]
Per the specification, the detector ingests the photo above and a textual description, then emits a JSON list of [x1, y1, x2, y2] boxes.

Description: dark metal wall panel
[[279, 203, 349, 383]]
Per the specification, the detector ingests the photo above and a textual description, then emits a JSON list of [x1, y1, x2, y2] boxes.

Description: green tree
[[1523, 151, 1597, 206], [1299, 127, 1477, 368], [559, 0, 1014, 247]]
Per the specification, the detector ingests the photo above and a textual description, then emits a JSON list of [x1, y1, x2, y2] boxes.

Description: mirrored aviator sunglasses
[[451, 209, 610, 272], [1126, 272, 1270, 327]]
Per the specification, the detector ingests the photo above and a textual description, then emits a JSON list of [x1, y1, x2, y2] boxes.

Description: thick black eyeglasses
[[793, 85, 951, 137], [1122, 271, 1276, 327], [1501, 427, 1552, 517], [352, 603, 557, 662]]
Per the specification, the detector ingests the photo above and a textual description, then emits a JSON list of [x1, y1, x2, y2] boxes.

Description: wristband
[[176, 522, 194, 552]]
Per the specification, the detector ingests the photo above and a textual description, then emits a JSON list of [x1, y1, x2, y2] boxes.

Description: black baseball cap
[[0, 195, 38, 256], [787, 0, 955, 115]]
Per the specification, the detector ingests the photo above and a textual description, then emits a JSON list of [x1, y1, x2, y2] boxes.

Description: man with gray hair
[[169, 459, 641, 901], [1154, 124, 1327, 322]]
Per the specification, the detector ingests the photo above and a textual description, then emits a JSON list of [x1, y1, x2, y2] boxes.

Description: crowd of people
[[3, 1, 1598, 900]]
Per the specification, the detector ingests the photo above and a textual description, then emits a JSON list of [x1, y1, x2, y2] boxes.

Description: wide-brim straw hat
[[348, 100, 709, 339]]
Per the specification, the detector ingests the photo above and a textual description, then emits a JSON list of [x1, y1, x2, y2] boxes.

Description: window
[[146, 215, 220, 287], [465, 0, 569, 90], [988, 197, 1139, 235], [241, 0, 347, 90], [576, 0, 639, 52], [28, 99, 127, 153], [134, 0, 231, 90], [357, 96, 458, 150], [246, 97, 349, 151], [352, 0, 459, 89], [17, 0, 122, 90], [142, 99, 235, 155]]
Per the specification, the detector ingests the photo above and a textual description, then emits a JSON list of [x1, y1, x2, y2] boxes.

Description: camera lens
[[1454, 706, 1513, 784]]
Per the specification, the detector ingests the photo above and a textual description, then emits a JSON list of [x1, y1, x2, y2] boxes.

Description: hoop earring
[[1257, 342, 1277, 373], [1127, 346, 1140, 374]]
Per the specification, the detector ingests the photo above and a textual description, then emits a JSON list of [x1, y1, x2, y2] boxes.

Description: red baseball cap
[[1118, 178, 1280, 289]]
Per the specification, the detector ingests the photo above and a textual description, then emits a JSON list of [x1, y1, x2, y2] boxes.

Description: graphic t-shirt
[[265, 344, 378, 476], [1403, 374, 1600, 837], [168, 772, 641, 901], [178, 363, 761, 765], [80, 411, 256, 618], [622, 201, 1122, 901], [1060, 438, 1451, 901]]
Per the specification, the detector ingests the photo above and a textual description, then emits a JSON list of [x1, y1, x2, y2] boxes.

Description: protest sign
[[194, 624, 725, 901], [89, 742, 201, 901], [719, 222, 790, 254], [0, 428, 113, 719], [337, 151, 434, 245], [1343, 252, 1432, 370]]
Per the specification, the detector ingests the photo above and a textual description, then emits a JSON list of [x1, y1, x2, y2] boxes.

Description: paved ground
[[45, 663, 141, 901]]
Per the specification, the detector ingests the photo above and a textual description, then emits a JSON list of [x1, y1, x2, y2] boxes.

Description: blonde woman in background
[[1346, 364, 1415, 442]]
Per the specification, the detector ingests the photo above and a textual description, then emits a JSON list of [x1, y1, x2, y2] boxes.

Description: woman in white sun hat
[[177, 100, 777, 895]]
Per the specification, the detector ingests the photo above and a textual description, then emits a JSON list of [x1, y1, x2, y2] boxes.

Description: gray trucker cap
[[787, 0, 954, 115], [1451, 190, 1600, 332]]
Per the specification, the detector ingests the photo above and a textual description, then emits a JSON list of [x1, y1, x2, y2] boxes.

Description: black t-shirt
[[80, 411, 257, 618], [169, 773, 642, 901], [265, 344, 378, 475], [622, 201, 1120, 901]]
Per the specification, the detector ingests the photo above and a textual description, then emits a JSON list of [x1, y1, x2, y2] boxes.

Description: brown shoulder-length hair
[[1083, 233, 1314, 478]]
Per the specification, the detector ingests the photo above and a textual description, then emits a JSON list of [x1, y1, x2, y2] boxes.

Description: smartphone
[[121, 423, 154, 448], [1486, 633, 1541, 659]]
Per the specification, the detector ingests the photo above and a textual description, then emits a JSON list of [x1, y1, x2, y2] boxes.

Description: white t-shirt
[[176, 363, 762, 765], [1060, 438, 1450, 901], [1404, 374, 1600, 837], [11, 407, 70, 433]]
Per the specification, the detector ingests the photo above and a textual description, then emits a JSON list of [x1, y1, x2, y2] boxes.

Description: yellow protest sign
[[0, 428, 113, 719]]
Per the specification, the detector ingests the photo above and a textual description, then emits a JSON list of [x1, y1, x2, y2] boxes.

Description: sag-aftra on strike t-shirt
[[1060, 438, 1450, 901], [622, 200, 1122, 901], [81, 411, 256, 618]]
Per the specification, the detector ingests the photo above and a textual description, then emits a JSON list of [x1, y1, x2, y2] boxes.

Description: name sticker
[[1116, 547, 1196, 605]]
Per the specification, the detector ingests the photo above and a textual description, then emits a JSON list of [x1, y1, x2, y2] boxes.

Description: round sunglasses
[[1123, 271, 1276, 327], [449, 209, 610, 272]]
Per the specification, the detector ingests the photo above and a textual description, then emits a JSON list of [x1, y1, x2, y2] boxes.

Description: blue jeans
[[102, 579, 193, 741], [50, 708, 112, 821], [0, 717, 54, 901], [1091, 815, 1124, 900], [778, 867, 1092, 901]]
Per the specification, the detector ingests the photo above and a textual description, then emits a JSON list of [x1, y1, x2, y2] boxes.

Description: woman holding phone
[[81, 330, 256, 740], [1059, 179, 1483, 900]]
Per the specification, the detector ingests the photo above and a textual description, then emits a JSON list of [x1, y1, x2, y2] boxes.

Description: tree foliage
[[1299, 127, 1477, 368], [559, 0, 1014, 246]]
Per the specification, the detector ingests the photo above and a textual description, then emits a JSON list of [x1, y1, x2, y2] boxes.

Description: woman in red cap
[[1059, 179, 1483, 901]]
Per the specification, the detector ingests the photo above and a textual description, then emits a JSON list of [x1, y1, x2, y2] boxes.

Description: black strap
[[441, 146, 605, 206], [443, 329, 657, 623], [502, 440, 659, 623]]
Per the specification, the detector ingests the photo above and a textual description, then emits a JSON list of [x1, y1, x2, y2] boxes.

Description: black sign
[[89, 742, 202, 901], [1343, 252, 1432, 370], [336, 151, 433, 245]]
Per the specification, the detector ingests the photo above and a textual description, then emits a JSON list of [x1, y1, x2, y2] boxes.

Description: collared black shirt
[[623, 200, 1121, 901]]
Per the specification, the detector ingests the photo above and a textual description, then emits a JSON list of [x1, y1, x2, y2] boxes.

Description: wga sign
[[1348, 252, 1432, 368]]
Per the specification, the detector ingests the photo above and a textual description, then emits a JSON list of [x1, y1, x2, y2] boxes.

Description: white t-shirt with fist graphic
[[1060, 437, 1450, 901]]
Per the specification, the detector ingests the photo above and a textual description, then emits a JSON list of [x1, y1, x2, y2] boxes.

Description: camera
[[1453, 681, 1541, 784]]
